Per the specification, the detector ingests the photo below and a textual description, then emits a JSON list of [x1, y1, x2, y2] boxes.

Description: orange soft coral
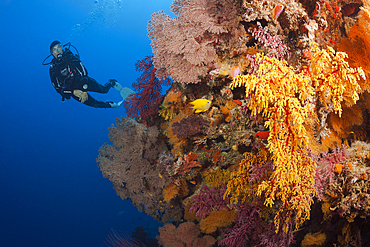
[[159, 90, 187, 121], [163, 179, 189, 202], [327, 104, 363, 139], [167, 113, 188, 157], [199, 210, 237, 234], [301, 232, 327, 247], [338, 5, 370, 93]]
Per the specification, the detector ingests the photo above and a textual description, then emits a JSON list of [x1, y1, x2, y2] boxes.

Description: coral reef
[[98, 0, 370, 245]]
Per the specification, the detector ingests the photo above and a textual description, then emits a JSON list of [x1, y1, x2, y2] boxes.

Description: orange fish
[[230, 66, 241, 78], [334, 164, 343, 173], [190, 180, 197, 185], [302, 50, 312, 60], [273, 4, 284, 19], [255, 131, 270, 139], [233, 100, 242, 106]]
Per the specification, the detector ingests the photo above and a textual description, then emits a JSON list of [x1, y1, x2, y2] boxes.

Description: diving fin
[[120, 87, 135, 100], [113, 82, 135, 100], [113, 82, 123, 91]]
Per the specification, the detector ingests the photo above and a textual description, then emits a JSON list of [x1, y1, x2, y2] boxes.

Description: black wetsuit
[[49, 48, 114, 108]]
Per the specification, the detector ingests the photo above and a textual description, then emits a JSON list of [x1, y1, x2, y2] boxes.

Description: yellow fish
[[189, 99, 212, 113], [158, 172, 162, 179]]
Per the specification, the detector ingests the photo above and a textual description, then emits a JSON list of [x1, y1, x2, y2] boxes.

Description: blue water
[[0, 0, 171, 246]]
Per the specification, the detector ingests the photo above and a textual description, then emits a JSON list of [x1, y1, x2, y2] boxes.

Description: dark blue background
[[0, 0, 171, 246]]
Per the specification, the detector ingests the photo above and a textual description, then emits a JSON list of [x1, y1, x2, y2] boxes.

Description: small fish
[[171, 205, 174, 208], [190, 180, 196, 185], [233, 100, 242, 106], [149, 193, 153, 197], [230, 66, 241, 78], [255, 131, 270, 139], [189, 99, 212, 113], [158, 172, 162, 179], [302, 50, 312, 60], [273, 4, 284, 19], [334, 164, 343, 173]]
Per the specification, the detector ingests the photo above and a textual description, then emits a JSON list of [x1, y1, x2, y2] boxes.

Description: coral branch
[[190, 183, 230, 218], [123, 56, 171, 124], [229, 44, 365, 232]]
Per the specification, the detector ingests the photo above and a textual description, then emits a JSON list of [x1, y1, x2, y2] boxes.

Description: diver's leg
[[82, 77, 114, 94], [72, 93, 112, 108]]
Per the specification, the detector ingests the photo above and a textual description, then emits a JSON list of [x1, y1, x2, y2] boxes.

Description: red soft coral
[[172, 152, 201, 176], [123, 56, 171, 124]]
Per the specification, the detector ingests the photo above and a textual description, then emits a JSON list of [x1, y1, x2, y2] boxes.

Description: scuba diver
[[43, 40, 134, 108]]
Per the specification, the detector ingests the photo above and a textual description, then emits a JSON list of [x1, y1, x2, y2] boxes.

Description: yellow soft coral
[[310, 43, 364, 112], [224, 148, 271, 204], [230, 45, 364, 232], [203, 167, 231, 187]]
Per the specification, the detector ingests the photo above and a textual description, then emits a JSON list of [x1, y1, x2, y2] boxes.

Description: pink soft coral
[[309, 145, 348, 200], [189, 183, 230, 218], [147, 0, 245, 84], [219, 201, 295, 247]]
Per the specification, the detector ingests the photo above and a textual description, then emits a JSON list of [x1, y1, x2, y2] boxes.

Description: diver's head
[[50, 40, 63, 58]]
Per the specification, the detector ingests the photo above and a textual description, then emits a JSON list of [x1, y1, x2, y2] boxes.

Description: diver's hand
[[73, 89, 88, 103], [108, 79, 117, 83], [60, 89, 72, 100]]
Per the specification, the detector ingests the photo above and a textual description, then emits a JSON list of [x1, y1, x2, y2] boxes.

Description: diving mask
[[52, 44, 63, 58]]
